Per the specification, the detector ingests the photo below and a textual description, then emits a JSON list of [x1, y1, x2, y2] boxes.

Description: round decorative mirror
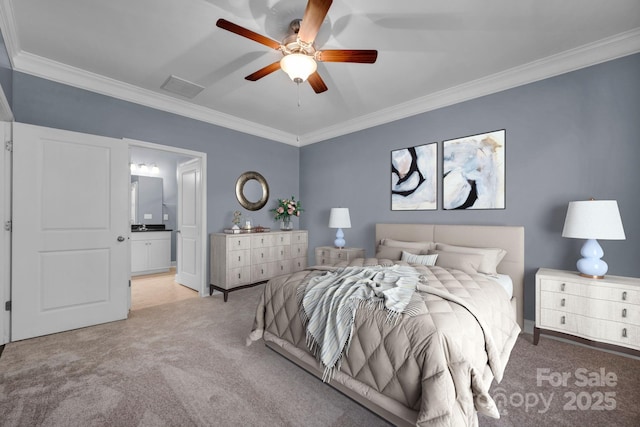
[[235, 171, 269, 211]]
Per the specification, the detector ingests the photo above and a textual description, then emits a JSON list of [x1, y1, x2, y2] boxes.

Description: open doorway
[[127, 138, 207, 310]]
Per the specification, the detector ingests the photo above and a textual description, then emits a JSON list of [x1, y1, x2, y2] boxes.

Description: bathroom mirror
[[131, 175, 163, 224], [236, 171, 269, 211]]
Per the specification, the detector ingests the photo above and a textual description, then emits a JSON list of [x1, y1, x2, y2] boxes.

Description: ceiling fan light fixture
[[280, 53, 317, 83]]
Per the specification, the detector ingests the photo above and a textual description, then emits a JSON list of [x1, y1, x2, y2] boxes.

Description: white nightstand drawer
[[252, 247, 274, 263], [601, 322, 639, 349], [540, 291, 640, 325], [540, 277, 640, 303], [539, 308, 577, 333]]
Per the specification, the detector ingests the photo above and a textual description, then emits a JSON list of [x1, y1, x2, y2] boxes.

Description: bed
[[249, 223, 524, 426]]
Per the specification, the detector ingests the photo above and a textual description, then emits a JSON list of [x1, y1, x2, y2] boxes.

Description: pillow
[[435, 243, 507, 276], [401, 251, 438, 266], [380, 238, 434, 252], [428, 250, 483, 275], [375, 245, 412, 260]]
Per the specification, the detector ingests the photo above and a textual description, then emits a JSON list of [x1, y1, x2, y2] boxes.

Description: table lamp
[[562, 199, 625, 278], [329, 208, 351, 249]]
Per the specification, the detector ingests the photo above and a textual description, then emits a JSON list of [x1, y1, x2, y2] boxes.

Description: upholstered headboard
[[375, 223, 525, 328]]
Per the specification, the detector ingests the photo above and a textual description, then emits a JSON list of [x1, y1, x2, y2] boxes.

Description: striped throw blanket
[[299, 265, 423, 381]]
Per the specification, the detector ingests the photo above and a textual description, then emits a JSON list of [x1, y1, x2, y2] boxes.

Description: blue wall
[[7, 52, 640, 321], [300, 53, 640, 321], [11, 72, 300, 235]]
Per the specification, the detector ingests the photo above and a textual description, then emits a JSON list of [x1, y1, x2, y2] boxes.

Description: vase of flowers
[[271, 196, 303, 231]]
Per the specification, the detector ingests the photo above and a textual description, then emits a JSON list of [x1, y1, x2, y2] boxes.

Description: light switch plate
[[163, 214, 169, 220], [144, 213, 152, 219]]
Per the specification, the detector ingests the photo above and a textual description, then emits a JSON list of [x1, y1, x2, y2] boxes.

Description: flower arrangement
[[271, 196, 303, 221], [232, 210, 242, 226]]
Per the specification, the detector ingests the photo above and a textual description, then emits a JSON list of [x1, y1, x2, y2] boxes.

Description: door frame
[[125, 138, 208, 296], [1, 122, 11, 345]]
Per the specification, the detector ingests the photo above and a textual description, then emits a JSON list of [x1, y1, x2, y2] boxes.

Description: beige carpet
[[0, 285, 638, 426]]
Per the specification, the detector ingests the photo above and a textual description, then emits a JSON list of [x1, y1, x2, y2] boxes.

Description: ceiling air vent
[[160, 75, 205, 99]]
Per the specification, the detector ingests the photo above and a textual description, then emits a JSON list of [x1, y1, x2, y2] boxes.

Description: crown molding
[[1, 0, 638, 147], [298, 28, 640, 146]]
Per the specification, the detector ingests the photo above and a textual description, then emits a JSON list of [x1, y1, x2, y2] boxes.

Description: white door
[[11, 123, 129, 341], [175, 158, 201, 292], [0, 122, 10, 345]]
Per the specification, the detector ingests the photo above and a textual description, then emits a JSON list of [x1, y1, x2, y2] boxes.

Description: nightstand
[[315, 246, 365, 266], [534, 268, 640, 356]]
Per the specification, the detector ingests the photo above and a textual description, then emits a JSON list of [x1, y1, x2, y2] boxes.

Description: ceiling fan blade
[[216, 19, 281, 50], [245, 61, 281, 81], [298, 0, 333, 44], [307, 71, 328, 94], [316, 49, 378, 63]]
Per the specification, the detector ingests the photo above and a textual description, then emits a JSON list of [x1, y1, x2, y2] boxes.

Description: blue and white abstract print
[[443, 130, 505, 210], [391, 142, 437, 210]]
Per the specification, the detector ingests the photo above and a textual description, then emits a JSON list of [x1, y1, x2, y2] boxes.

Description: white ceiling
[[1, 0, 639, 146]]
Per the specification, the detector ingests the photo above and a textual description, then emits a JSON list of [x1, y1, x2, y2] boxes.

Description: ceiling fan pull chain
[[297, 82, 302, 107]]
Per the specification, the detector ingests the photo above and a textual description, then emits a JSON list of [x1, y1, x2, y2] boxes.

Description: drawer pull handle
[[238, 256, 241, 262], [261, 268, 264, 274], [280, 265, 283, 270], [622, 308, 627, 318], [237, 273, 241, 279], [622, 291, 627, 301], [261, 253, 263, 258], [560, 316, 565, 325], [622, 328, 627, 338], [560, 283, 565, 292], [561, 298, 565, 307]]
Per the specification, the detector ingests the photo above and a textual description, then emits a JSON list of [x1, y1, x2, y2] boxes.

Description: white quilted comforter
[[250, 258, 521, 426]]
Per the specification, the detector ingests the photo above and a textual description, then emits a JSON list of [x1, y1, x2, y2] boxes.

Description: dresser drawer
[[227, 235, 251, 251], [272, 259, 292, 276], [292, 231, 308, 244], [291, 243, 307, 259], [228, 249, 250, 268], [251, 234, 275, 248], [273, 245, 291, 261], [273, 233, 291, 246], [292, 256, 307, 272], [227, 266, 251, 287], [251, 263, 272, 283], [251, 247, 274, 264]]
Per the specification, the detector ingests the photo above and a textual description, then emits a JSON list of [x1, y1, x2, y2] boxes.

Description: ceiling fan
[[216, 0, 378, 94]]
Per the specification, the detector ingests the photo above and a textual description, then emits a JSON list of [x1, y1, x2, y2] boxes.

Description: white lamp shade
[[562, 200, 625, 240], [329, 208, 351, 229], [280, 53, 317, 82]]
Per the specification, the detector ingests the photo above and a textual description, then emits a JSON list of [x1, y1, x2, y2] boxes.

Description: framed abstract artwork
[[391, 142, 437, 210], [443, 129, 505, 210]]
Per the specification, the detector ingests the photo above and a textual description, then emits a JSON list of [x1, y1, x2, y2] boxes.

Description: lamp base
[[576, 239, 608, 279], [334, 228, 346, 249], [578, 273, 605, 280]]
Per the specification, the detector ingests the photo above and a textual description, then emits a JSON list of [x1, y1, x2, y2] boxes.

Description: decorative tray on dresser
[[535, 268, 640, 356]]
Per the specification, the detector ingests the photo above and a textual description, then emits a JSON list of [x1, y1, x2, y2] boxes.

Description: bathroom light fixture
[[130, 163, 137, 173], [151, 164, 160, 174], [138, 163, 148, 172], [329, 208, 351, 249], [562, 199, 625, 278]]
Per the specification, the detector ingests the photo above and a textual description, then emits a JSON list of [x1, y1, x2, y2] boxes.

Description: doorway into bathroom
[[128, 139, 207, 309]]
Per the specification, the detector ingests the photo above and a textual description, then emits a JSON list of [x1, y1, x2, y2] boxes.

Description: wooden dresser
[[535, 268, 640, 356], [210, 230, 308, 301]]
